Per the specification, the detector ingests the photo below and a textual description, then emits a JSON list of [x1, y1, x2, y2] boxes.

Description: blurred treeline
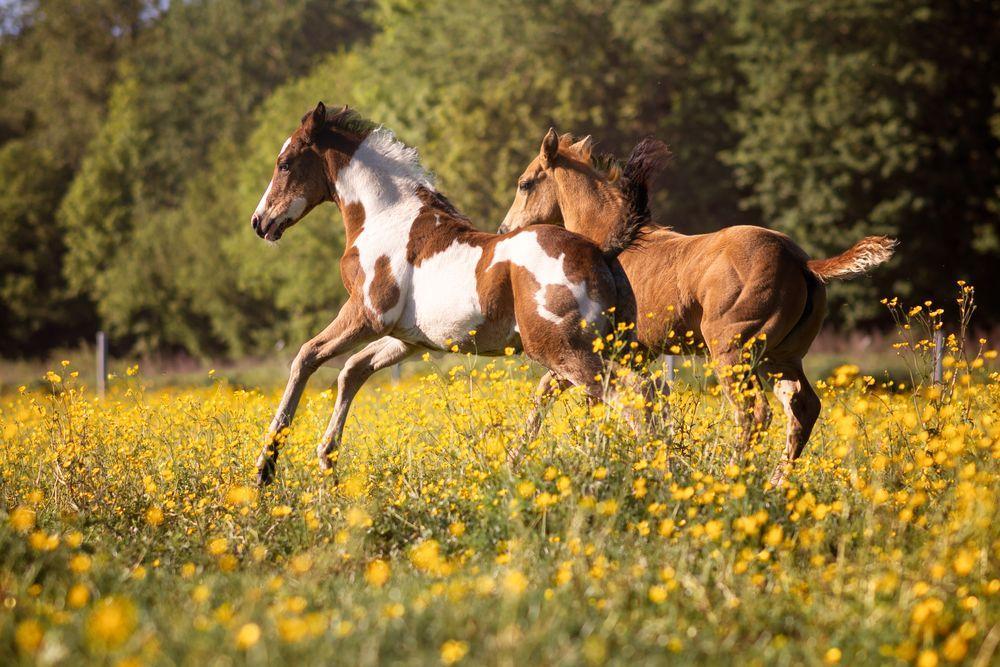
[[1, 0, 998, 359]]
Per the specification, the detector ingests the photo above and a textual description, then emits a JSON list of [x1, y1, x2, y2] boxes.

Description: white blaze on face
[[254, 137, 293, 219], [490, 230, 602, 325]]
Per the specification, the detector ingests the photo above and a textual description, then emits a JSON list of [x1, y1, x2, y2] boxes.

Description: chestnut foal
[[250, 104, 650, 485], [499, 130, 897, 485]]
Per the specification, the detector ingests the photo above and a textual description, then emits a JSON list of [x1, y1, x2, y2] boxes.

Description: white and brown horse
[[250, 103, 652, 485], [499, 130, 897, 485]]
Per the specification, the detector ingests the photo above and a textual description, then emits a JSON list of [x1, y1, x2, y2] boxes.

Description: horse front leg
[[316, 337, 416, 475], [257, 300, 374, 486], [511, 371, 570, 465]]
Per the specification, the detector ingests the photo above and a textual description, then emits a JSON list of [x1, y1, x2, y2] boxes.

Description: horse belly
[[396, 241, 509, 350]]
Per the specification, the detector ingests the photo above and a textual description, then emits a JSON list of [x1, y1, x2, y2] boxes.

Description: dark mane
[[416, 187, 473, 225], [300, 105, 381, 137], [591, 152, 624, 182]]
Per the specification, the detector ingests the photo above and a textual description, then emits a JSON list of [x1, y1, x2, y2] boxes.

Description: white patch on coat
[[490, 230, 602, 325], [336, 129, 433, 325], [403, 239, 485, 347]]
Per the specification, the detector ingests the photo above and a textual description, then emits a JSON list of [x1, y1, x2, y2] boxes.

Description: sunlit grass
[[2, 288, 998, 665]]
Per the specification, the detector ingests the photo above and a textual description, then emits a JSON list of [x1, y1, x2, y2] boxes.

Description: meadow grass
[[1, 290, 998, 666]]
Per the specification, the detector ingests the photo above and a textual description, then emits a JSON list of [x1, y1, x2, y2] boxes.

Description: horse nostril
[[251, 214, 261, 232]]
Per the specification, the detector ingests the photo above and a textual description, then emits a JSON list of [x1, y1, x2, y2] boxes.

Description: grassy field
[[2, 301, 999, 665]]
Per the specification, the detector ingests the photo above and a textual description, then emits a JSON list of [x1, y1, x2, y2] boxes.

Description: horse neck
[[330, 131, 432, 253], [555, 175, 626, 247]]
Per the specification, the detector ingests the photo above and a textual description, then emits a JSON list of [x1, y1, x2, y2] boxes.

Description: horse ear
[[540, 127, 559, 168], [569, 135, 594, 161], [303, 101, 327, 142]]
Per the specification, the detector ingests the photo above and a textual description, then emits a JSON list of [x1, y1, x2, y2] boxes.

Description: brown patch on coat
[[542, 284, 579, 320], [406, 187, 484, 266], [472, 241, 517, 348], [340, 245, 363, 297], [369, 255, 400, 314], [531, 225, 618, 320], [343, 201, 366, 247]]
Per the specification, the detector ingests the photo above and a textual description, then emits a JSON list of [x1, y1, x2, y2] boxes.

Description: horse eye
[[278, 162, 290, 172], [518, 179, 534, 192]]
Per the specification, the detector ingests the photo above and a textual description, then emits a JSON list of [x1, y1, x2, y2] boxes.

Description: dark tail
[[601, 137, 672, 260], [807, 236, 897, 282]]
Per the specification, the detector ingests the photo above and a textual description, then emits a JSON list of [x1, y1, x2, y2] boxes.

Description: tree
[[59, 0, 371, 353], [727, 0, 1000, 324], [0, 141, 94, 355]]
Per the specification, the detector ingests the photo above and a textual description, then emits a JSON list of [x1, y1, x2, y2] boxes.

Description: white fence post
[[665, 355, 676, 383], [96, 331, 107, 398], [932, 330, 944, 384]]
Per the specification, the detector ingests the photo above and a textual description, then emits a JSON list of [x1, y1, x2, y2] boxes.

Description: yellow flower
[[952, 549, 975, 576], [704, 520, 724, 540], [192, 585, 211, 603], [67, 584, 91, 608], [440, 639, 469, 664], [648, 585, 668, 604], [916, 649, 938, 667], [10, 506, 35, 532], [15, 619, 44, 655], [70, 553, 92, 573], [941, 633, 967, 662], [288, 554, 313, 575], [502, 570, 528, 597], [224, 485, 256, 506], [365, 559, 391, 587], [345, 506, 372, 528], [764, 525, 784, 547], [448, 521, 466, 537], [382, 602, 405, 619], [29, 531, 59, 551], [145, 506, 164, 527], [235, 622, 261, 649], [823, 647, 842, 664], [207, 537, 228, 556], [278, 617, 309, 643], [86, 597, 137, 650]]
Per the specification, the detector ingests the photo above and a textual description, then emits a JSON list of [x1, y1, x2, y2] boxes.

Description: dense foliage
[[1, 0, 998, 357]]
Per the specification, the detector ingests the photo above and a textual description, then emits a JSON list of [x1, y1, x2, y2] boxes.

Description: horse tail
[[807, 236, 897, 282], [601, 137, 672, 260]]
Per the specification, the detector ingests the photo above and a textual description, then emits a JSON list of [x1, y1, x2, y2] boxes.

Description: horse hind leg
[[315, 337, 416, 476], [766, 360, 821, 487], [511, 370, 571, 466], [713, 351, 761, 465]]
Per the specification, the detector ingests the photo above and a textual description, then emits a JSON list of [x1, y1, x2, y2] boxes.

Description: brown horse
[[499, 130, 896, 485], [249, 104, 654, 485]]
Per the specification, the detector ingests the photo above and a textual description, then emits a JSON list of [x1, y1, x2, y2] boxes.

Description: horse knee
[[294, 341, 322, 374]]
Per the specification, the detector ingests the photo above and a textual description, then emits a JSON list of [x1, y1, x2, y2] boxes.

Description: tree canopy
[[1, 0, 997, 358]]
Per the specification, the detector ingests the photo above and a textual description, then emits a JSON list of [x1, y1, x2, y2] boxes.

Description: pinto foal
[[500, 130, 897, 485], [250, 103, 649, 485]]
